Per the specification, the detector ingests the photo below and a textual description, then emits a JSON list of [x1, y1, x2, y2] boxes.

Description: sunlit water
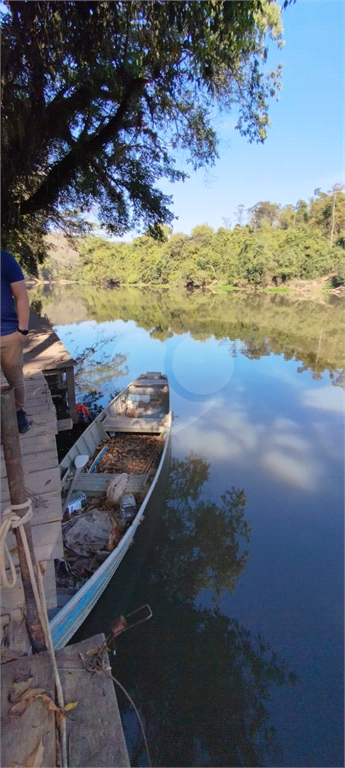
[[33, 285, 344, 767]]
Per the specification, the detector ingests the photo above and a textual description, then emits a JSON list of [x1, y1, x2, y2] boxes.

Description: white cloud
[[273, 417, 300, 431], [301, 386, 345, 413], [261, 451, 320, 491], [271, 433, 310, 453]]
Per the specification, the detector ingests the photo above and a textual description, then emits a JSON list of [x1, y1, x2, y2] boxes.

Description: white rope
[[0, 500, 68, 767], [0, 500, 33, 588]]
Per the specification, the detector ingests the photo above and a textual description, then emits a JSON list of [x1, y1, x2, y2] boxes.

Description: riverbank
[[27, 274, 344, 299]]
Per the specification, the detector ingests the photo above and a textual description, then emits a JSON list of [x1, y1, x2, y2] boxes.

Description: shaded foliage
[[112, 452, 298, 767], [1, 0, 286, 272]]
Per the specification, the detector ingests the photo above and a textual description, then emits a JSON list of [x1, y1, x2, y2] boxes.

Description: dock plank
[[1, 634, 129, 768], [1, 652, 56, 768], [56, 634, 130, 768]]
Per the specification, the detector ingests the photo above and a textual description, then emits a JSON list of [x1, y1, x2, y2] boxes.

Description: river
[[31, 285, 344, 767]]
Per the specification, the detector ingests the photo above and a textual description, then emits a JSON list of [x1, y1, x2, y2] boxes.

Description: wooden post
[[1, 385, 46, 652], [65, 365, 78, 423]]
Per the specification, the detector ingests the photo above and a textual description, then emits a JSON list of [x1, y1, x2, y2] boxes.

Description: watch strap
[[18, 328, 29, 335]]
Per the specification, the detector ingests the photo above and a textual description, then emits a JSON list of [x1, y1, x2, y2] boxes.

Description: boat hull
[[50, 374, 171, 650]]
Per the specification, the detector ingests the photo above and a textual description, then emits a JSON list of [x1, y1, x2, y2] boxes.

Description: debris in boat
[[106, 473, 128, 504], [107, 517, 126, 551], [117, 392, 164, 419], [55, 551, 110, 591], [98, 434, 163, 475], [65, 491, 87, 516], [64, 508, 112, 556]]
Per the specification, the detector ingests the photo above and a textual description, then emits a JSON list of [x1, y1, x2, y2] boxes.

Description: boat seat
[[100, 415, 164, 433], [128, 385, 168, 396], [132, 378, 167, 388], [74, 472, 149, 496]]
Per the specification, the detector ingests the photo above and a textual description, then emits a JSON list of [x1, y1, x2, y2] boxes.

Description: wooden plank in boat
[[101, 415, 163, 432], [74, 472, 148, 495]]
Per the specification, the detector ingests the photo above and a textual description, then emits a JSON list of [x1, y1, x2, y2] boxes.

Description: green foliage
[[1, 0, 286, 272], [69, 186, 345, 288]]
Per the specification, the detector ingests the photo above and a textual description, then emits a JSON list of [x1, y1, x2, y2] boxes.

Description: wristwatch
[[18, 328, 29, 335]]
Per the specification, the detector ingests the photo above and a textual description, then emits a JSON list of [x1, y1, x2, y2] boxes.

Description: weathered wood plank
[[0, 607, 31, 655], [66, 366, 78, 423], [57, 417, 73, 431], [1, 432, 57, 459], [1, 559, 57, 614], [101, 415, 163, 432], [1, 466, 61, 498], [18, 418, 57, 439], [56, 634, 130, 768], [74, 472, 148, 496], [0, 450, 57, 478], [5, 521, 63, 565], [0, 652, 56, 768], [1, 489, 62, 527]]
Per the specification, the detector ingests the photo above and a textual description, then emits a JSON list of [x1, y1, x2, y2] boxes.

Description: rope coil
[[0, 500, 33, 588], [0, 499, 68, 766]]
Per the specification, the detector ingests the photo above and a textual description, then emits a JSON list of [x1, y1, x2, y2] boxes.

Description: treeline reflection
[[114, 453, 298, 767], [30, 285, 344, 383]]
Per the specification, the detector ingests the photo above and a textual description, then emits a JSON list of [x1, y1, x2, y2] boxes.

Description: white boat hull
[[49, 374, 171, 649]]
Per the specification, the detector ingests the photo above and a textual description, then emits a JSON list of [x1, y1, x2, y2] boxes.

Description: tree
[[248, 200, 281, 229], [1, 0, 287, 272]]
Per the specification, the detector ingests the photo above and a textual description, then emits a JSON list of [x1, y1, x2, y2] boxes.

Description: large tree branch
[[19, 77, 146, 217]]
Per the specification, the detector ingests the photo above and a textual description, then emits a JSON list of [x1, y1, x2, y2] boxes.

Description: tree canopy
[[1, 0, 287, 272], [63, 185, 344, 288]]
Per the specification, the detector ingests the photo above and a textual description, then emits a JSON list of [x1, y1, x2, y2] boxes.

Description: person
[[1, 249, 30, 433]]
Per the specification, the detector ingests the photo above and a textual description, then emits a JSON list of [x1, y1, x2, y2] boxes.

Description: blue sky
[[117, 0, 344, 238]]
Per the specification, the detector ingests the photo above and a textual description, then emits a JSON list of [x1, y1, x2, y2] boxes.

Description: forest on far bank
[[40, 186, 345, 289]]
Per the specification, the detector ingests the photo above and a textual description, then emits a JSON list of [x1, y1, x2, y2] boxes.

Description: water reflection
[[28, 285, 344, 384], [115, 453, 297, 767], [33, 284, 342, 765], [73, 334, 128, 394]]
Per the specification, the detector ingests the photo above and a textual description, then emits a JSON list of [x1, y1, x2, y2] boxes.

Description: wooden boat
[[49, 372, 171, 650]]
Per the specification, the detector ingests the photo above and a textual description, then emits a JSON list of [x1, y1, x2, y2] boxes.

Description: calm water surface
[[34, 286, 344, 767]]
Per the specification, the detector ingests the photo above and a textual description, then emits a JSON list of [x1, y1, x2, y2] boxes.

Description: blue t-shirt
[[1, 250, 25, 336]]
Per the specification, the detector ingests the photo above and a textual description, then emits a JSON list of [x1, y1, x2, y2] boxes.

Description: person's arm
[[10, 280, 30, 331]]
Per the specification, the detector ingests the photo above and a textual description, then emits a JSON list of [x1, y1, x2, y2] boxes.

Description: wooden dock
[[1, 308, 77, 644], [24, 308, 78, 427], [1, 371, 63, 648], [1, 633, 130, 768], [1, 312, 131, 767]]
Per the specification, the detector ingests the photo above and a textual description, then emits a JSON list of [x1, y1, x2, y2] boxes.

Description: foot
[[16, 409, 30, 433]]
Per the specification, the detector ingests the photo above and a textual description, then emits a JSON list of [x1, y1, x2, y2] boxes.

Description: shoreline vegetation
[[33, 188, 344, 296], [28, 283, 344, 385]]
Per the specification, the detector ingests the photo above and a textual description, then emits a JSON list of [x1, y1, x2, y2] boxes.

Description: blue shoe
[[17, 409, 30, 433]]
